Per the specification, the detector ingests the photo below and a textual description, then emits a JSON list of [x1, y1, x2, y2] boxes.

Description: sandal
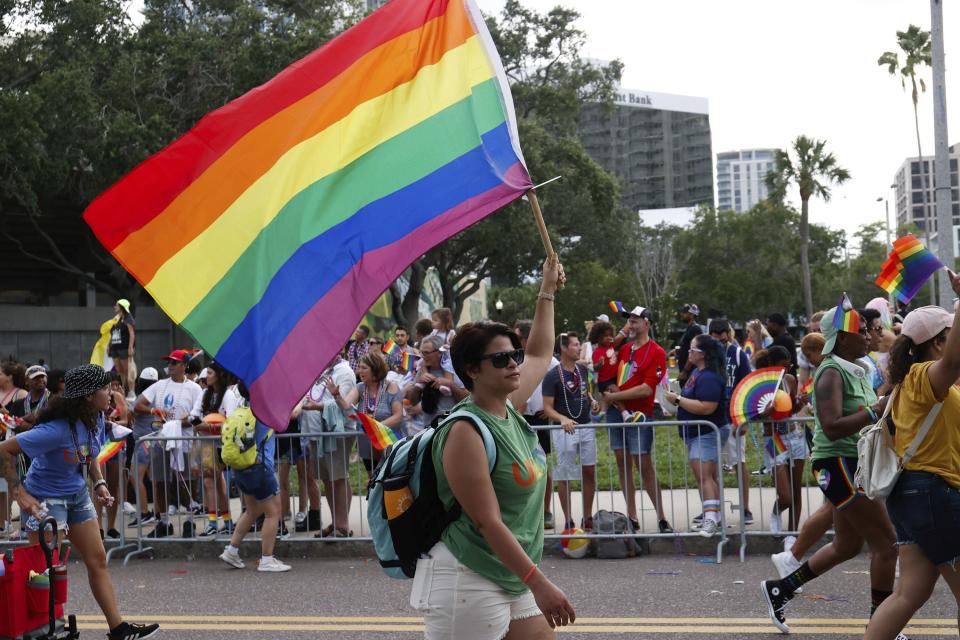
[[319, 527, 353, 539], [314, 524, 335, 539]]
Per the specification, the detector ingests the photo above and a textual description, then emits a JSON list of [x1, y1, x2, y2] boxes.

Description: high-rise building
[[716, 148, 776, 212], [893, 144, 960, 253], [580, 88, 714, 212]]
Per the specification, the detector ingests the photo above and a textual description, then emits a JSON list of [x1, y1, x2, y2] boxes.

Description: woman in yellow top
[[866, 279, 960, 639]]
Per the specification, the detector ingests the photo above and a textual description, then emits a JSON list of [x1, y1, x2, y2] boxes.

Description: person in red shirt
[[602, 306, 672, 534]]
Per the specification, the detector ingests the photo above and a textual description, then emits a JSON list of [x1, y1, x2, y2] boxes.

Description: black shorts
[[812, 456, 864, 510], [525, 414, 551, 454]]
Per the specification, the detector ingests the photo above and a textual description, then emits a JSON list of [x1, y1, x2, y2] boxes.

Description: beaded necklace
[[363, 381, 385, 418], [25, 389, 49, 415], [556, 363, 586, 420]]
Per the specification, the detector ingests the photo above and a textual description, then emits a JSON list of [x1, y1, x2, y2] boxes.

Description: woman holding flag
[[409, 255, 575, 640], [0, 364, 159, 640]]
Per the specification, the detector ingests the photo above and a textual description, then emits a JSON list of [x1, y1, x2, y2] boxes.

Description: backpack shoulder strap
[[437, 409, 497, 473]]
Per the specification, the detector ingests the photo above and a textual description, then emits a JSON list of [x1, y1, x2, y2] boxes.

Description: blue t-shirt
[[255, 420, 276, 473], [541, 363, 592, 425], [17, 416, 105, 498], [677, 368, 726, 438], [723, 344, 753, 402]]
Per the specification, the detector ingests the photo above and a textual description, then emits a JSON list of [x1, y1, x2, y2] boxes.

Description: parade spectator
[[406, 335, 457, 430], [765, 313, 797, 375], [329, 352, 403, 474], [302, 354, 357, 538], [867, 298, 960, 639], [108, 300, 135, 394], [514, 319, 559, 530], [712, 320, 754, 525], [861, 308, 891, 395], [797, 310, 826, 390], [602, 306, 672, 534], [387, 324, 417, 372], [0, 364, 160, 639], [47, 368, 66, 397], [11, 364, 51, 426], [589, 320, 618, 417], [542, 332, 598, 531], [128, 367, 161, 528], [346, 325, 371, 374], [430, 307, 457, 346], [133, 350, 202, 538], [0, 361, 26, 533], [219, 383, 291, 573], [676, 303, 703, 384], [411, 255, 575, 638], [762, 303, 898, 634], [100, 371, 130, 538], [414, 318, 434, 348], [665, 334, 729, 537]]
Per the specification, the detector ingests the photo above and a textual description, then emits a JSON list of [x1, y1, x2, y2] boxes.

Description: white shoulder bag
[[856, 385, 941, 500]]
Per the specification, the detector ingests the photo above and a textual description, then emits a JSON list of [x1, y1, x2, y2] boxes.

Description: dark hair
[[357, 324, 371, 337], [692, 334, 725, 378], [1, 361, 25, 389], [201, 362, 236, 415], [414, 318, 434, 339], [888, 331, 945, 386], [432, 308, 454, 331], [185, 357, 203, 376], [860, 308, 880, 323], [588, 321, 614, 345], [47, 369, 66, 395], [134, 376, 156, 396], [394, 324, 409, 335], [766, 345, 792, 366], [708, 319, 731, 335], [767, 313, 787, 328], [555, 331, 579, 354], [108, 371, 122, 385], [451, 322, 522, 391], [359, 352, 388, 382], [35, 396, 99, 433]]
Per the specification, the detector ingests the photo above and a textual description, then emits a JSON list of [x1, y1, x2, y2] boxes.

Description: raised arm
[[926, 270, 960, 399], [511, 255, 565, 406]]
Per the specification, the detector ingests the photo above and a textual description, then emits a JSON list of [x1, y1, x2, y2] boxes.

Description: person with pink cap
[[867, 273, 960, 639]]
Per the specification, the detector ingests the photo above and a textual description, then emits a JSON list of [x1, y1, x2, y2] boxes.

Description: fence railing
[[0, 416, 835, 565]]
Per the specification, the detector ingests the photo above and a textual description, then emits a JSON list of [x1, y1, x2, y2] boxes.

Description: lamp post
[[495, 299, 503, 318], [878, 195, 895, 307]]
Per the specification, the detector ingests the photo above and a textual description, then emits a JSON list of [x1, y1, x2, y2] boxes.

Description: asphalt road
[[59, 552, 957, 639]]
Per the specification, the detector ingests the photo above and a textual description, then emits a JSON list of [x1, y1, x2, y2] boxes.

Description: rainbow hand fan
[[729, 366, 786, 427], [743, 338, 757, 358]]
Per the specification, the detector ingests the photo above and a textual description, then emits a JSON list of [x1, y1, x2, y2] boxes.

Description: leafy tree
[[766, 136, 851, 320]]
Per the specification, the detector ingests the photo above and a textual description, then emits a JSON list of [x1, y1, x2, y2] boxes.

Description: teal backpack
[[367, 408, 496, 579]]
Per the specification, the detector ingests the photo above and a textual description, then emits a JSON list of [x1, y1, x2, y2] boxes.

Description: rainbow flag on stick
[[875, 233, 944, 304], [353, 412, 399, 451], [832, 292, 860, 334], [400, 352, 418, 372], [96, 423, 133, 465], [82, 0, 531, 429], [382, 339, 400, 357], [608, 300, 625, 315]]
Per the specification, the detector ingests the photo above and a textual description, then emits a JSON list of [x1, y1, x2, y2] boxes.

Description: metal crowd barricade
[[536, 420, 730, 564], [733, 416, 825, 561]]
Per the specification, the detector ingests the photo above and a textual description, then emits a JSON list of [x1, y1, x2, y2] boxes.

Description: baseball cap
[[162, 349, 192, 363], [25, 365, 46, 380], [678, 303, 700, 316], [139, 367, 159, 381], [595, 313, 610, 322], [901, 306, 954, 344], [621, 305, 653, 320]]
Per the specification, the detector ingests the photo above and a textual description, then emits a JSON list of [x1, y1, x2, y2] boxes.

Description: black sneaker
[[278, 521, 291, 540], [181, 519, 194, 538], [128, 513, 155, 528], [658, 519, 674, 534], [146, 522, 174, 539], [106, 528, 121, 539], [761, 580, 792, 634], [107, 621, 160, 639]]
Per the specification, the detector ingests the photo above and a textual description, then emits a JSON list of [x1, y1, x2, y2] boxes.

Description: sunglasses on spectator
[[689, 347, 703, 353], [480, 349, 525, 368]]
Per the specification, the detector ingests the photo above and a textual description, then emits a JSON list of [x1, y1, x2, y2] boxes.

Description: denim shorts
[[886, 470, 960, 566], [762, 427, 809, 469], [607, 421, 654, 455], [234, 463, 280, 502], [682, 425, 730, 462], [24, 488, 98, 533]]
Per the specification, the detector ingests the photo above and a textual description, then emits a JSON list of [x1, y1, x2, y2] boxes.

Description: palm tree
[[878, 26, 932, 229], [766, 136, 851, 320]]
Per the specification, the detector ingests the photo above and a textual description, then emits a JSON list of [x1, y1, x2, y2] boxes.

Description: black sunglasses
[[480, 349, 525, 368]]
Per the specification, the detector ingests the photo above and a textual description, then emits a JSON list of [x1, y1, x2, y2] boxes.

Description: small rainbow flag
[[743, 338, 756, 358], [765, 431, 788, 458], [83, 0, 531, 429], [832, 292, 860, 334], [382, 339, 400, 356], [608, 300, 625, 315], [96, 423, 133, 464], [875, 233, 944, 304], [617, 360, 634, 387], [799, 377, 813, 397], [353, 412, 399, 451], [729, 366, 786, 427], [399, 351, 417, 372]]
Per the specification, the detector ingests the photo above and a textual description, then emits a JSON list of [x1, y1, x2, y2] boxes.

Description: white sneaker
[[769, 509, 782, 534], [219, 548, 245, 569], [698, 518, 719, 537], [122, 501, 137, 515], [257, 557, 291, 572], [783, 536, 797, 552], [167, 505, 177, 517], [294, 511, 307, 525], [771, 550, 803, 594]]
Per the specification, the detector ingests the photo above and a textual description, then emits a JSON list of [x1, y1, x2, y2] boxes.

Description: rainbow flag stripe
[[83, 0, 530, 428], [875, 233, 944, 304], [96, 439, 125, 465], [729, 366, 786, 427], [832, 292, 860, 334], [399, 352, 417, 372], [382, 339, 400, 357], [608, 300, 625, 315], [617, 360, 634, 387], [743, 339, 756, 358], [354, 412, 399, 451]]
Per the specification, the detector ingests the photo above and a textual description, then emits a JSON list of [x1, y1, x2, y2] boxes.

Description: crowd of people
[[1, 269, 959, 639]]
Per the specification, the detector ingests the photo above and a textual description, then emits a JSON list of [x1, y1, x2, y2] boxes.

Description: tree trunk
[[800, 197, 814, 320], [389, 261, 426, 327]]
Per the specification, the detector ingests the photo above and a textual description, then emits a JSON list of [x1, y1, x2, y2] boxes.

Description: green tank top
[[432, 399, 547, 594], [811, 356, 876, 460]]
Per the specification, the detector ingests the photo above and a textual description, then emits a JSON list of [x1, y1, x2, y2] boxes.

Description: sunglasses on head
[[480, 349, 525, 368]]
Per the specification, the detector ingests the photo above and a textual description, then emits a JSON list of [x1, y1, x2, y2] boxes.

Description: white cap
[[139, 367, 159, 381], [199, 367, 210, 380], [595, 314, 610, 322]]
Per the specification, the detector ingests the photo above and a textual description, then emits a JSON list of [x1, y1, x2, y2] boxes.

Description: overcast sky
[[477, 0, 960, 246]]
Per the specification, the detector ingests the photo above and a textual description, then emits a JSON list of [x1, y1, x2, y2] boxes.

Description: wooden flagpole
[[527, 190, 555, 257]]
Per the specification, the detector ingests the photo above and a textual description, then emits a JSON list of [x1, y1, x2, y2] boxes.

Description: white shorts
[[724, 431, 747, 465], [551, 427, 597, 481], [411, 542, 542, 639]]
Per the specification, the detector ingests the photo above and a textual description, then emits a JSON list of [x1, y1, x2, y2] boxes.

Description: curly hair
[[35, 396, 100, 433], [587, 320, 615, 345]]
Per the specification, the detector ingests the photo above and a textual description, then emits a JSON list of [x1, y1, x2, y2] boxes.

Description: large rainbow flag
[[875, 233, 944, 304], [83, 0, 531, 428]]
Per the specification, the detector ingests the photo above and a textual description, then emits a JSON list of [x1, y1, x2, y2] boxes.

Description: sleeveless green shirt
[[432, 400, 547, 594], [811, 355, 876, 460]]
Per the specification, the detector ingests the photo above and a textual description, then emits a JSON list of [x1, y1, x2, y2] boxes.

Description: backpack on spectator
[[591, 510, 642, 559], [220, 405, 263, 470], [367, 408, 496, 579]]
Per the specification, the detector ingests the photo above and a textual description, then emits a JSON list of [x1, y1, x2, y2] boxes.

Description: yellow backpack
[[220, 406, 265, 470]]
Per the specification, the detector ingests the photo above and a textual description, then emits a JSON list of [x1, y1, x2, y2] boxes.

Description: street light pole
[[878, 196, 895, 306], [932, 0, 954, 308]]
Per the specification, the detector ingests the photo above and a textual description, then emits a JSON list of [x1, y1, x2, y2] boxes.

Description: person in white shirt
[[302, 355, 357, 537], [133, 350, 202, 538]]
